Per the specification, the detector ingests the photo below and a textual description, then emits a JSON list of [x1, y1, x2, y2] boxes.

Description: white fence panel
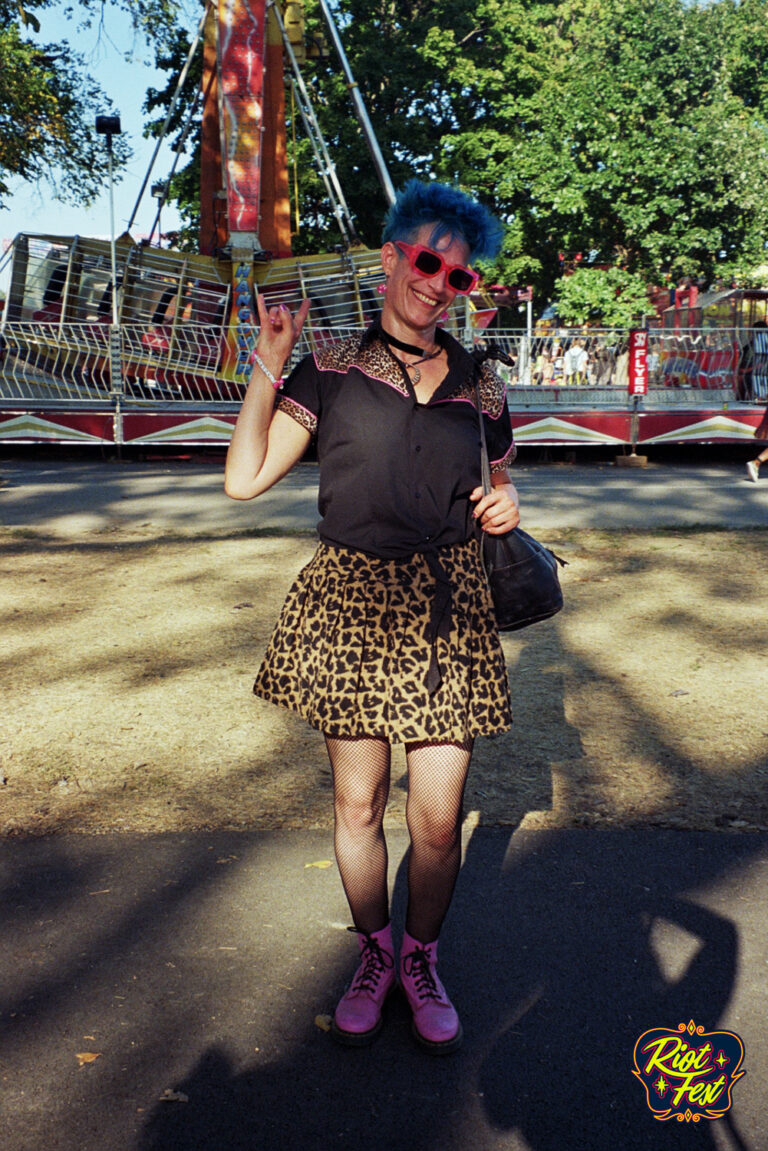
[[1, 322, 766, 409]]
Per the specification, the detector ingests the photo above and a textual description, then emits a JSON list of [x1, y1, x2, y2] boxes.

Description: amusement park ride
[[0, 0, 766, 450]]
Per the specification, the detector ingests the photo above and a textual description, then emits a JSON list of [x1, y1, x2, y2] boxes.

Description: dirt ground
[[2, 522, 767, 836]]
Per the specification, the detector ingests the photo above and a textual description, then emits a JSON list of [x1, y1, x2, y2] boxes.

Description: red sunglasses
[[395, 240, 479, 295]]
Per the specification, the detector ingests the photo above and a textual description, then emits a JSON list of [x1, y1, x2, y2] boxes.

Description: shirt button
[[415, 444, 422, 453]]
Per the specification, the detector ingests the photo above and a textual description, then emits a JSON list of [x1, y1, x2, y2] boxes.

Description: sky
[[0, 2, 199, 291]]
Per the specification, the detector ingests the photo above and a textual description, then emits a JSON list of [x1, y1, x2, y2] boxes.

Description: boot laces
[[402, 946, 444, 1003], [349, 930, 394, 995]]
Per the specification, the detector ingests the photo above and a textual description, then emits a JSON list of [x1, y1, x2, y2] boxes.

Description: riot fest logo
[[632, 1020, 745, 1122]]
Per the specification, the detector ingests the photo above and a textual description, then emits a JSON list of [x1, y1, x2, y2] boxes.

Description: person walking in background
[[746, 400, 768, 481], [225, 179, 519, 1054], [746, 445, 768, 482]]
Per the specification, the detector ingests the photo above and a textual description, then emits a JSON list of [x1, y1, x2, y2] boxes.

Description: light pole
[[95, 114, 122, 326], [151, 181, 167, 247], [96, 114, 123, 447]]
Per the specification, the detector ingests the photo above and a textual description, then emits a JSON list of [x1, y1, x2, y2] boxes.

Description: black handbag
[[474, 379, 566, 631]]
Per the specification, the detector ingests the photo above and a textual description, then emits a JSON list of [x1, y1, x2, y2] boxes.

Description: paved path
[[1, 828, 764, 1150], [1, 456, 766, 1149], [1, 454, 767, 535]]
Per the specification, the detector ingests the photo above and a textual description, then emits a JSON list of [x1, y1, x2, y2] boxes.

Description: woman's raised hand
[[255, 293, 312, 371]]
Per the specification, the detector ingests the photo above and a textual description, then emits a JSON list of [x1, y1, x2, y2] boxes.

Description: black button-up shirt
[[277, 321, 515, 560]]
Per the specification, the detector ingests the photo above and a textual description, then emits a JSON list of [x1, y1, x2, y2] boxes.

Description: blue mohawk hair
[[381, 178, 504, 262]]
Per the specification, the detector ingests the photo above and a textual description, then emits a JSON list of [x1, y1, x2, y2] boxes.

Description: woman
[[225, 180, 519, 1054]]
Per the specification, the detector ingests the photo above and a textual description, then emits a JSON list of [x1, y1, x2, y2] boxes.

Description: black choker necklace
[[380, 325, 442, 384], [380, 326, 434, 357], [386, 346, 442, 385]]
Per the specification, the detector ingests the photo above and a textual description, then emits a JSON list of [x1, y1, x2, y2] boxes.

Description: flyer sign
[[628, 329, 649, 395]]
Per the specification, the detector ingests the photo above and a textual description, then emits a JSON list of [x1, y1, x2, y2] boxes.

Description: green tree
[[0, 0, 180, 207], [413, 0, 768, 293], [143, 18, 202, 250], [553, 266, 655, 327], [145, 0, 768, 298]]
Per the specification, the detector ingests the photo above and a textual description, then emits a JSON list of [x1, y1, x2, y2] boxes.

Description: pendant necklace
[[380, 327, 442, 385]]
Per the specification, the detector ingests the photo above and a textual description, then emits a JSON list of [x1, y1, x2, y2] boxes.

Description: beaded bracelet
[[250, 349, 284, 390]]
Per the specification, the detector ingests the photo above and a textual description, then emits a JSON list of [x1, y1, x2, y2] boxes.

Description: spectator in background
[[562, 341, 576, 383], [647, 341, 661, 385], [614, 346, 629, 388], [552, 341, 564, 381], [532, 348, 547, 385], [570, 338, 589, 384], [592, 345, 613, 387]]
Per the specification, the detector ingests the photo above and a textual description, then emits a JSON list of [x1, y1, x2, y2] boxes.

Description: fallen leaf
[[159, 1089, 189, 1103], [76, 1052, 101, 1066], [315, 1014, 333, 1032], [304, 860, 333, 870]]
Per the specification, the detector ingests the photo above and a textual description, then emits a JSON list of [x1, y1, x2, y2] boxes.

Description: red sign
[[629, 329, 648, 395]]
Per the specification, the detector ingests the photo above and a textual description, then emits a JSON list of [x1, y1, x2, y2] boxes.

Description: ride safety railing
[[481, 327, 767, 401], [1, 322, 766, 411]]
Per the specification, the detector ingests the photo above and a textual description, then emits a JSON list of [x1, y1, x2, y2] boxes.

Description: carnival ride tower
[[200, 0, 293, 262]]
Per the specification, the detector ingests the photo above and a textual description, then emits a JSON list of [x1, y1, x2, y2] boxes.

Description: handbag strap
[[473, 378, 493, 498], [474, 358, 568, 573], [471, 345, 514, 496]]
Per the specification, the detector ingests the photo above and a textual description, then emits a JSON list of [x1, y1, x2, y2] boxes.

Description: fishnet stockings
[[404, 739, 472, 944], [326, 736, 391, 936], [325, 735, 473, 943]]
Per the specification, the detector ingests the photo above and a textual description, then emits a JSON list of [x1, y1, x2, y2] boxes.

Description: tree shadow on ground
[[468, 831, 754, 1151], [134, 831, 761, 1151]]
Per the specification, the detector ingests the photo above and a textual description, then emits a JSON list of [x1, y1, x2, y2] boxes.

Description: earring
[[377, 281, 388, 295]]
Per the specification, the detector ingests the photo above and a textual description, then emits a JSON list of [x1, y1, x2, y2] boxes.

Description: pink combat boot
[[331, 923, 396, 1046], [400, 929, 463, 1054]]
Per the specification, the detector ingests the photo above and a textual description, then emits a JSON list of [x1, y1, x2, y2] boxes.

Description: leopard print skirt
[[253, 539, 512, 743]]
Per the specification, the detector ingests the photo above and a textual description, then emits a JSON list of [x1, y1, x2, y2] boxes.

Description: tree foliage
[[142, 18, 203, 250], [142, 0, 768, 311], [553, 266, 656, 327], [306, 0, 768, 298], [0, 0, 180, 208]]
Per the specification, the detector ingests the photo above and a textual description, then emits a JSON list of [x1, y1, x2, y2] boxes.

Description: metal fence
[[1, 321, 766, 410], [0, 321, 248, 406], [479, 327, 766, 400]]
